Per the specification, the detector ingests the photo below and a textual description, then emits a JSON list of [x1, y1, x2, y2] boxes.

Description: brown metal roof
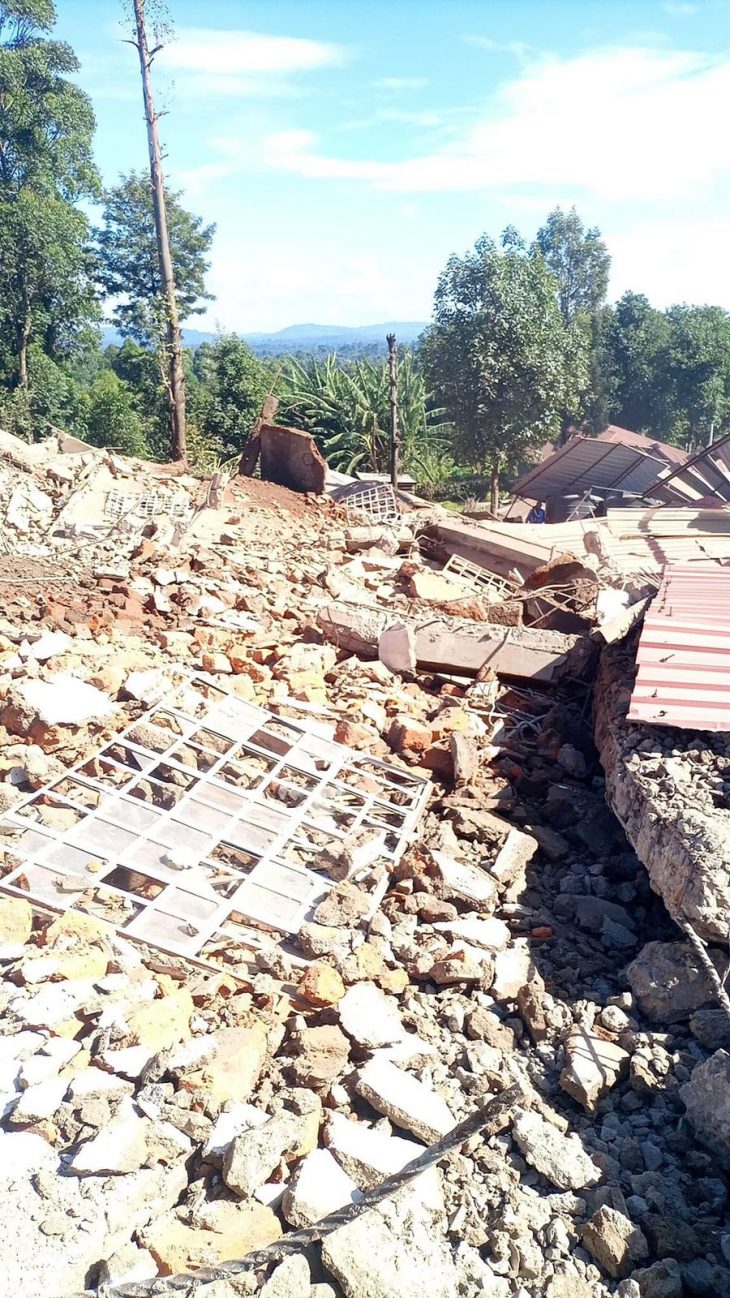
[[597, 425, 688, 466], [628, 563, 730, 731], [512, 436, 686, 504]]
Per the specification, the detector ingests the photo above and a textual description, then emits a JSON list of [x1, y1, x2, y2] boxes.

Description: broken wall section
[[594, 640, 730, 942]]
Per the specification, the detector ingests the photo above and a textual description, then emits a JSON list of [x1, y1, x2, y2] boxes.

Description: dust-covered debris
[[0, 429, 728, 1298]]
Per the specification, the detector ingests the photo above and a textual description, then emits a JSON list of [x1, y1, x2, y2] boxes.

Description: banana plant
[[279, 350, 452, 477]]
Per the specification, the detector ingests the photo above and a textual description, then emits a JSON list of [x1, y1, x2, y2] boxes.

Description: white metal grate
[[0, 678, 430, 965], [105, 490, 190, 522], [442, 553, 515, 598], [345, 483, 401, 525]]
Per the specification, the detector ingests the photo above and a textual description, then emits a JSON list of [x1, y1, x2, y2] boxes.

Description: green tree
[[533, 207, 611, 439], [421, 229, 575, 511], [85, 370, 149, 457], [0, 0, 99, 390], [534, 207, 610, 327], [662, 305, 730, 449], [96, 171, 215, 348], [192, 335, 270, 455], [604, 292, 673, 436]]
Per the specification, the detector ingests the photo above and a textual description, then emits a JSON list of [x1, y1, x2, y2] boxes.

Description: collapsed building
[[1, 425, 730, 1298]]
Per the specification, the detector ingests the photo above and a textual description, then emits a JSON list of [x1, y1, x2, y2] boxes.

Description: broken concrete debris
[[0, 426, 729, 1298], [318, 601, 594, 684]]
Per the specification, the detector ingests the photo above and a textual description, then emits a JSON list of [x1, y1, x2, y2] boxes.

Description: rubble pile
[[0, 429, 729, 1298]]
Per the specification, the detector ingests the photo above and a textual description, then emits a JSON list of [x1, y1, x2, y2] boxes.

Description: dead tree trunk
[[490, 460, 500, 515], [18, 313, 31, 391], [387, 332, 399, 490], [131, 0, 187, 465]]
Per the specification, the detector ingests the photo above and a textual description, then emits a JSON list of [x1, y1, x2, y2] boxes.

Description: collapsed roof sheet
[[651, 437, 730, 505], [0, 677, 430, 967], [513, 436, 682, 504], [601, 507, 730, 574], [628, 563, 730, 731]]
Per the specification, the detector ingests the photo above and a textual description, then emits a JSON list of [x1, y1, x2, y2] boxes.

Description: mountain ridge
[[100, 321, 429, 354]]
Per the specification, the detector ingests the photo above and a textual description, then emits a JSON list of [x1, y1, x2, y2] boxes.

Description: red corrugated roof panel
[[628, 563, 730, 730]]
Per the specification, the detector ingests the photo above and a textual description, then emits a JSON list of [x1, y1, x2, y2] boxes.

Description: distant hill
[[100, 321, 428, 357], [100, 326, 216, 349], [242, 322, 429, 356]]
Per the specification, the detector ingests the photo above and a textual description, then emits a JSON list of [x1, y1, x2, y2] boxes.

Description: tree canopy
[[192, 335, 270, 455], [421, 230, 578, 506], [534, 206, 610, 326], [96, 170, 215, 348], [0, 0, 98, 387]]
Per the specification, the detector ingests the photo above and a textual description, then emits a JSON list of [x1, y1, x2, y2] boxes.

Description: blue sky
[[56, 0, 730, 332]]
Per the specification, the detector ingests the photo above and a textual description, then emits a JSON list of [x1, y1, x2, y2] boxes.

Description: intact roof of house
[[628, 562, 730, 731], [512, 435, 681, 504]]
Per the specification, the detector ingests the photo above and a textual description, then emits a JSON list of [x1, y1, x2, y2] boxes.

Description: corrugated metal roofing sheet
[[597, 425, 688, 466], [434, 508, 730, 582], [628, 563, 730, 731], [652, 439, 730, 505], [601, 507, 730, 574], [513, 437, 683, 503]]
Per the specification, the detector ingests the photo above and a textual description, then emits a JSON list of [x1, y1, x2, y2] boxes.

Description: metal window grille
[[345, 484, 401, 525], [0, 677, 430, 968], [105, 490, 189, 522], [442, 554, 515, 598]]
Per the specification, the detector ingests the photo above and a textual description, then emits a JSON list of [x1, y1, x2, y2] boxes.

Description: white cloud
[[464, 35, 532, 58], [246, 46, 730, 203], [374, 77, 428, 90], [156, 27, 348, 97], [376, 108, 442, 126], [609, 216, 730, 306], [202, 236, 412, 333], [159, 28, 347, 76]]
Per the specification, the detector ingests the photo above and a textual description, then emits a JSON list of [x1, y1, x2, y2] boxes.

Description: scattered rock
[[355, 1057, 454, 1143], [512, 1109, 602, 1190], [140, 1202, 282, 1274], [289, 1025, 351, 1088], [632, 1259, 683, 1298], [337, 983, 404, 1049], [582, 1205, 649, 1279], [680, 1048, 730, 1166], [626, 941, 720, 1023], [283, 1147, 362, 1227], [559, 1026, 630, 1111], [299, 963, 346, 1007], [178, 1023, 269, 1104], [223, 1110, 315, 1198], [0, 897, 33, 947], [325, 1112, 425, 1188], [314, 884, 370, 929], [322, 1185, 457, 1298]]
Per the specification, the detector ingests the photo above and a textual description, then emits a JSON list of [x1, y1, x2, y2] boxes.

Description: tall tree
[[604, 292, 673, 436], [662, 305, 730, 449], [421, 229, 576, 512], [0, 0, 98, 389], [192, 335, 270, 455], [128, 0, 194, 463], [96, 172, 214, 347], [533, 207, 610, 440], [534, 207, 610, 327]]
